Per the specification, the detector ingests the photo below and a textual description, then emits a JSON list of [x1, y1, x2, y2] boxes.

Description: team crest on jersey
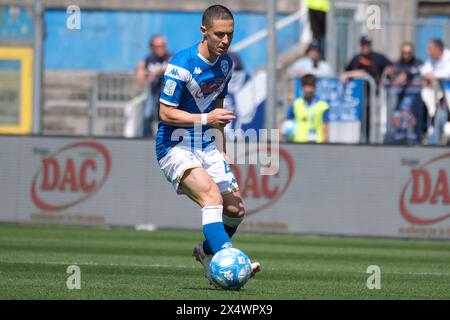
[[221, 60, 229, 76]]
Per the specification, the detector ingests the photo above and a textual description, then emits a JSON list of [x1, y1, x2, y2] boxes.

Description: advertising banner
[[1, 136, 450, 239], [294, 77, 365, 143]]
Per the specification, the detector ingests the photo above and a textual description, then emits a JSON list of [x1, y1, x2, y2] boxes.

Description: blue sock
[[203, 214, 243, 255], [202, 240, 213, 255], [224, 224, 238, 238], [201, 205, 232, 254]]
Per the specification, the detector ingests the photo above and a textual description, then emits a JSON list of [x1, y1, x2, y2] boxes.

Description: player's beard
[[211, 41, 228, 57], [216, 45, 228, 56]]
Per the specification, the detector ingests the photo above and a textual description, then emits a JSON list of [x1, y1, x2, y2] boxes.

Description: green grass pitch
[[0, 223, 449, 300]]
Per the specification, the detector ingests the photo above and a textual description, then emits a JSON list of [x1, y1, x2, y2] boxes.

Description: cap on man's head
[[307, 40, 321, 52], [360, 35, 373, 45]]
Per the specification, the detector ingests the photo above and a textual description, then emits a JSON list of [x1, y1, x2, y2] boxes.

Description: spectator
[[307, 0, 330, 54], [340, 35, 393, 85], [288, 40, 333, 78], [136, 35, 172, 137], [223, 50, 247, 140], [387, 42, 424, 144], [281, 74, 329, 143], [384, 96, 418, 145], [341, 35, 392, 143], [392, 42, 423, 87], [420, 39, 450, 145]]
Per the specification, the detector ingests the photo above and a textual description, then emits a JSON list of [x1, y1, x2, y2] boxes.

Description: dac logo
[[231, 148, 294, 216], [400, 152, 450, 225], [31, 142, 112, 211]]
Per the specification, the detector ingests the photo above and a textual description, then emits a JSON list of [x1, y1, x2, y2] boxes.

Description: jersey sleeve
[[159, 56, 191, 107]]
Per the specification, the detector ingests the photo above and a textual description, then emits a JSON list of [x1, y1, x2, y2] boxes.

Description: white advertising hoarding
[[1, 136, 449, 239]]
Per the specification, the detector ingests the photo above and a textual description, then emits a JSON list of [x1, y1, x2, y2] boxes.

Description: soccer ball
[[281, 120, 297, 141], [209, 248, 252, 290]]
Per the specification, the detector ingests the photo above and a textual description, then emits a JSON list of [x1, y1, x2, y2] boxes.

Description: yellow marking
[[0, 46, 34, 134]]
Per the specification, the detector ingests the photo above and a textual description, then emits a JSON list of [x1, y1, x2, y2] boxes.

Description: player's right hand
[[207, 109, 236, 128]]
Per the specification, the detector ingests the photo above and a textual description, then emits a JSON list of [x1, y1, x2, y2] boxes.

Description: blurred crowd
[[135, 0, 450, 146], [283, 35, 450, 146]]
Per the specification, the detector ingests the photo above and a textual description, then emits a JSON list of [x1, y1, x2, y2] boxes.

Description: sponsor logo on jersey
[[194, 77, 225, 99]]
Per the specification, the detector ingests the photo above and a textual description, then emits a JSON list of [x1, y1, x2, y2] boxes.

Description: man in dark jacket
[[136, 35, 172, 137], [341, 35, 393, 85]]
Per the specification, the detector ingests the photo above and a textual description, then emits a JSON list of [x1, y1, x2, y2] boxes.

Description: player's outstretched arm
[[159, 103, 236, 128]]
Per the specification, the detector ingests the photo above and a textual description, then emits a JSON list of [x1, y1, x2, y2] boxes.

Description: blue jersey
[[156, 43, 233, 161]]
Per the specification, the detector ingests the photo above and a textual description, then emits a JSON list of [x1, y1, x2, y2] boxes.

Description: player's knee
[[224, 202, 245, 219], [200, 186, 223, 207]]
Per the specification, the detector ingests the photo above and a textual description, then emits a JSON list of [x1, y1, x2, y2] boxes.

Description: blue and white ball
[[209, 248, 252, 290], [281, 120, 297, 141]]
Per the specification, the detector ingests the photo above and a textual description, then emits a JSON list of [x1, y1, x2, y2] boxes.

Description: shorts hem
[[220, 187, 240, 195], [175, 163, 203, 194]]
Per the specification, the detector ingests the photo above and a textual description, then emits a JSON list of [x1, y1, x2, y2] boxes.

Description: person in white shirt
[[421, 39, 450, 80], [288, 40, 333, 78], [420, 39, 450, 145]]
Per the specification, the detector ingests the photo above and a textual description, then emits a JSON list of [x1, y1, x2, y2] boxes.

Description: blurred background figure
[[227, 51, 245, 72], [288, 40, 333, 78], [392, 42, 423, 87], [223, 50, 247, 140], [384, 96, 418, 145], [307, 0, 329, 54], [341, 35, 393, 85], [385, 42, 424, 145], [136, 35, 172, 138], [281, 74, 329, 143], [341, 35, 393, 142], [420, 39, 450, 145]]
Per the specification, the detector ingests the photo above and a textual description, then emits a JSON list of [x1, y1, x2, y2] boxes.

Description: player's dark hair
[[202, 5, 234, 28], [430, 39, 444, 51], [301, 74, 317, 87]]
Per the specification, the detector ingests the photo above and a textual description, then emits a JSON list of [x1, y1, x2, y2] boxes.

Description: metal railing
[[43, 72, 145, 137]]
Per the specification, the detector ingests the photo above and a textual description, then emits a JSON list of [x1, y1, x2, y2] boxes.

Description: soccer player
[[156, 5, 260, 284]]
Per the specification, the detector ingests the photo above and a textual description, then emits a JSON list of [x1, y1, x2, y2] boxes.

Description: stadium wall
[[1, 136, 450, 239], [43, 10, 300, 74]]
